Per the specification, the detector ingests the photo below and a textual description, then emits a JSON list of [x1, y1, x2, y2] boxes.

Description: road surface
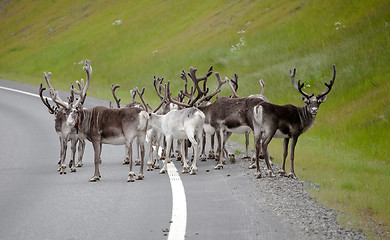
[[0, 79, 294, 240]]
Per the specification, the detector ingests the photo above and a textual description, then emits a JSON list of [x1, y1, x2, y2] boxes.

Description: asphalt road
[[0, 79, 295, 240]]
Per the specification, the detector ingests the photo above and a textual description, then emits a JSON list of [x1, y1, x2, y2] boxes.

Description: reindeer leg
[[288, 137, 298, 179], [160, 136, 172, 174], [208, 132, 215, 159], [69, 137, 77, 172], [127, 139, 135, 182], [189, 134, 201, 175], [279, 138, 289, 176], [135, 142, 141, 166], [214, 129, 224, 170], [59, 137, 67, 174], [182, 139, 190, 173], [147, 140, 154, 171], [90, 141, 102, 182], [243, 131, 251, 159], [254, 132, 262, 178], [200, 131, 207, 161], [76, 139, 85, 167], [123, 144, 130, 165], [262, 135, 275, 178], [136, 140, 145, 180]]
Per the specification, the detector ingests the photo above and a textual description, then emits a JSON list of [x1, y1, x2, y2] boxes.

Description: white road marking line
[[0, 86, 40, 98], [2, 84, 189, 239], [166, 160, 187, 240]]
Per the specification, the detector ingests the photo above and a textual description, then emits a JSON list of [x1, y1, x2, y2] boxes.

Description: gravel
[[225, 141, 367, 240]]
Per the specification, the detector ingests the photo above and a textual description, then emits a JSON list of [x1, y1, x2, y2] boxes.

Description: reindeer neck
[[297, 105, 316, 133]]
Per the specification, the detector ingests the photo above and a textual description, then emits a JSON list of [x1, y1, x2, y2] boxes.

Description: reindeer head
[[290, 64, 336, 115]]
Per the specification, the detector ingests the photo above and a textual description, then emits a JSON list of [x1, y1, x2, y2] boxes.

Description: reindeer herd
[[39, 60, 336, 182]]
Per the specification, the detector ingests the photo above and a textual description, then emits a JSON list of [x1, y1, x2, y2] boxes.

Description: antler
[[179, 69, 195, 103], [39, 83, 56, 114], [111, 84, 121, 108], [135, 87, 153, 111], [197, 72, 228, 103], [228, 73, 239, 98], [186, 66, 213, 106], [43, 72, 69, 109], [290, 67, 314, 99], [317, 64, 336, 99], [72, 60, 92, 108]]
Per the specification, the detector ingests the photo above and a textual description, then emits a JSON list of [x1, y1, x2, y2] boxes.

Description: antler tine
[[39, 83, 56, 114], [290, 67, 313, 99], [151, 83, 169, 113], [68, 85, 75, 104], [110, 84, 121, 108], [43, 72, 69, 109], [153, 76, 164, 100], [166, 80, 191, 109], [198, 72, 228, 103], [259, 79, 265, 96], [135, 87, 152, 112], [317, 64, 336, 98], [73, 60, 92, 108], [228, 74, 239, 98]]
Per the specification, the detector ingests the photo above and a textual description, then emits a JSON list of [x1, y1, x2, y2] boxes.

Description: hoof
[[70, 168, 77, 173], [200, 154, 207, 162], [189, 168, 197, 175], [287, 172, 297, 179], [134, 160, 141, 166], [208, 150, 215, 159], [59, 165, 66, 174], [176, 155, 182, 161], [136, 174, 144, 180], [242, 154, 250, 159], [266, 170, 275, 177], [248, 163, 256, 169], [214, 164, 223, 170], [279, 170, 286, 176], [153, 164, 160, 169], [256, 173, 262, 179], [89, 176, 100, 182], [159, 169, 167, 174], [182, 167, 189, 174], [147, 162, 153, 171], [228, 154, 236, 164], [76, 162, 83, 167], [69, 159, 74, 168], [127, 172, 135, 182]]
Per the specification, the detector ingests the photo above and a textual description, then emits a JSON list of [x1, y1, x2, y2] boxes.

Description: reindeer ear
[[318, 95, 327, 103], [301, 95, 310, 104]]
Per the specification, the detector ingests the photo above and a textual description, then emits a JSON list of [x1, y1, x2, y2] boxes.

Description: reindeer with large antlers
[[40, 68, 87, 174], [253, 65, 336, 178]]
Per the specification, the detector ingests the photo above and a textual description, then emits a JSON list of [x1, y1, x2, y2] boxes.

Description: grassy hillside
[[1, 0, 389, 238]]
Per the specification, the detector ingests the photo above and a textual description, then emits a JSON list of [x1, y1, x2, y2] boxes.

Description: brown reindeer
[[253, 65, 336, 178], [50, 60, 148, 182], [40, 68, 87, 174]]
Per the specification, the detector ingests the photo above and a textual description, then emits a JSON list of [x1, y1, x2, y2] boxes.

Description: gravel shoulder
[[225, 141, 366, 240]]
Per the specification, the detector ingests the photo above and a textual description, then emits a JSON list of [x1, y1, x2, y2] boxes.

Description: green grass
[[1, 0, 389, 238]]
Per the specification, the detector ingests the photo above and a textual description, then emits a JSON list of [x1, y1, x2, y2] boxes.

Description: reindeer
[[110, 84, 147, 166], [40, 70, 86, 174], [49, 60, 148, 182], [253, 65, 336, 178], [147, 75, 206, 175]]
